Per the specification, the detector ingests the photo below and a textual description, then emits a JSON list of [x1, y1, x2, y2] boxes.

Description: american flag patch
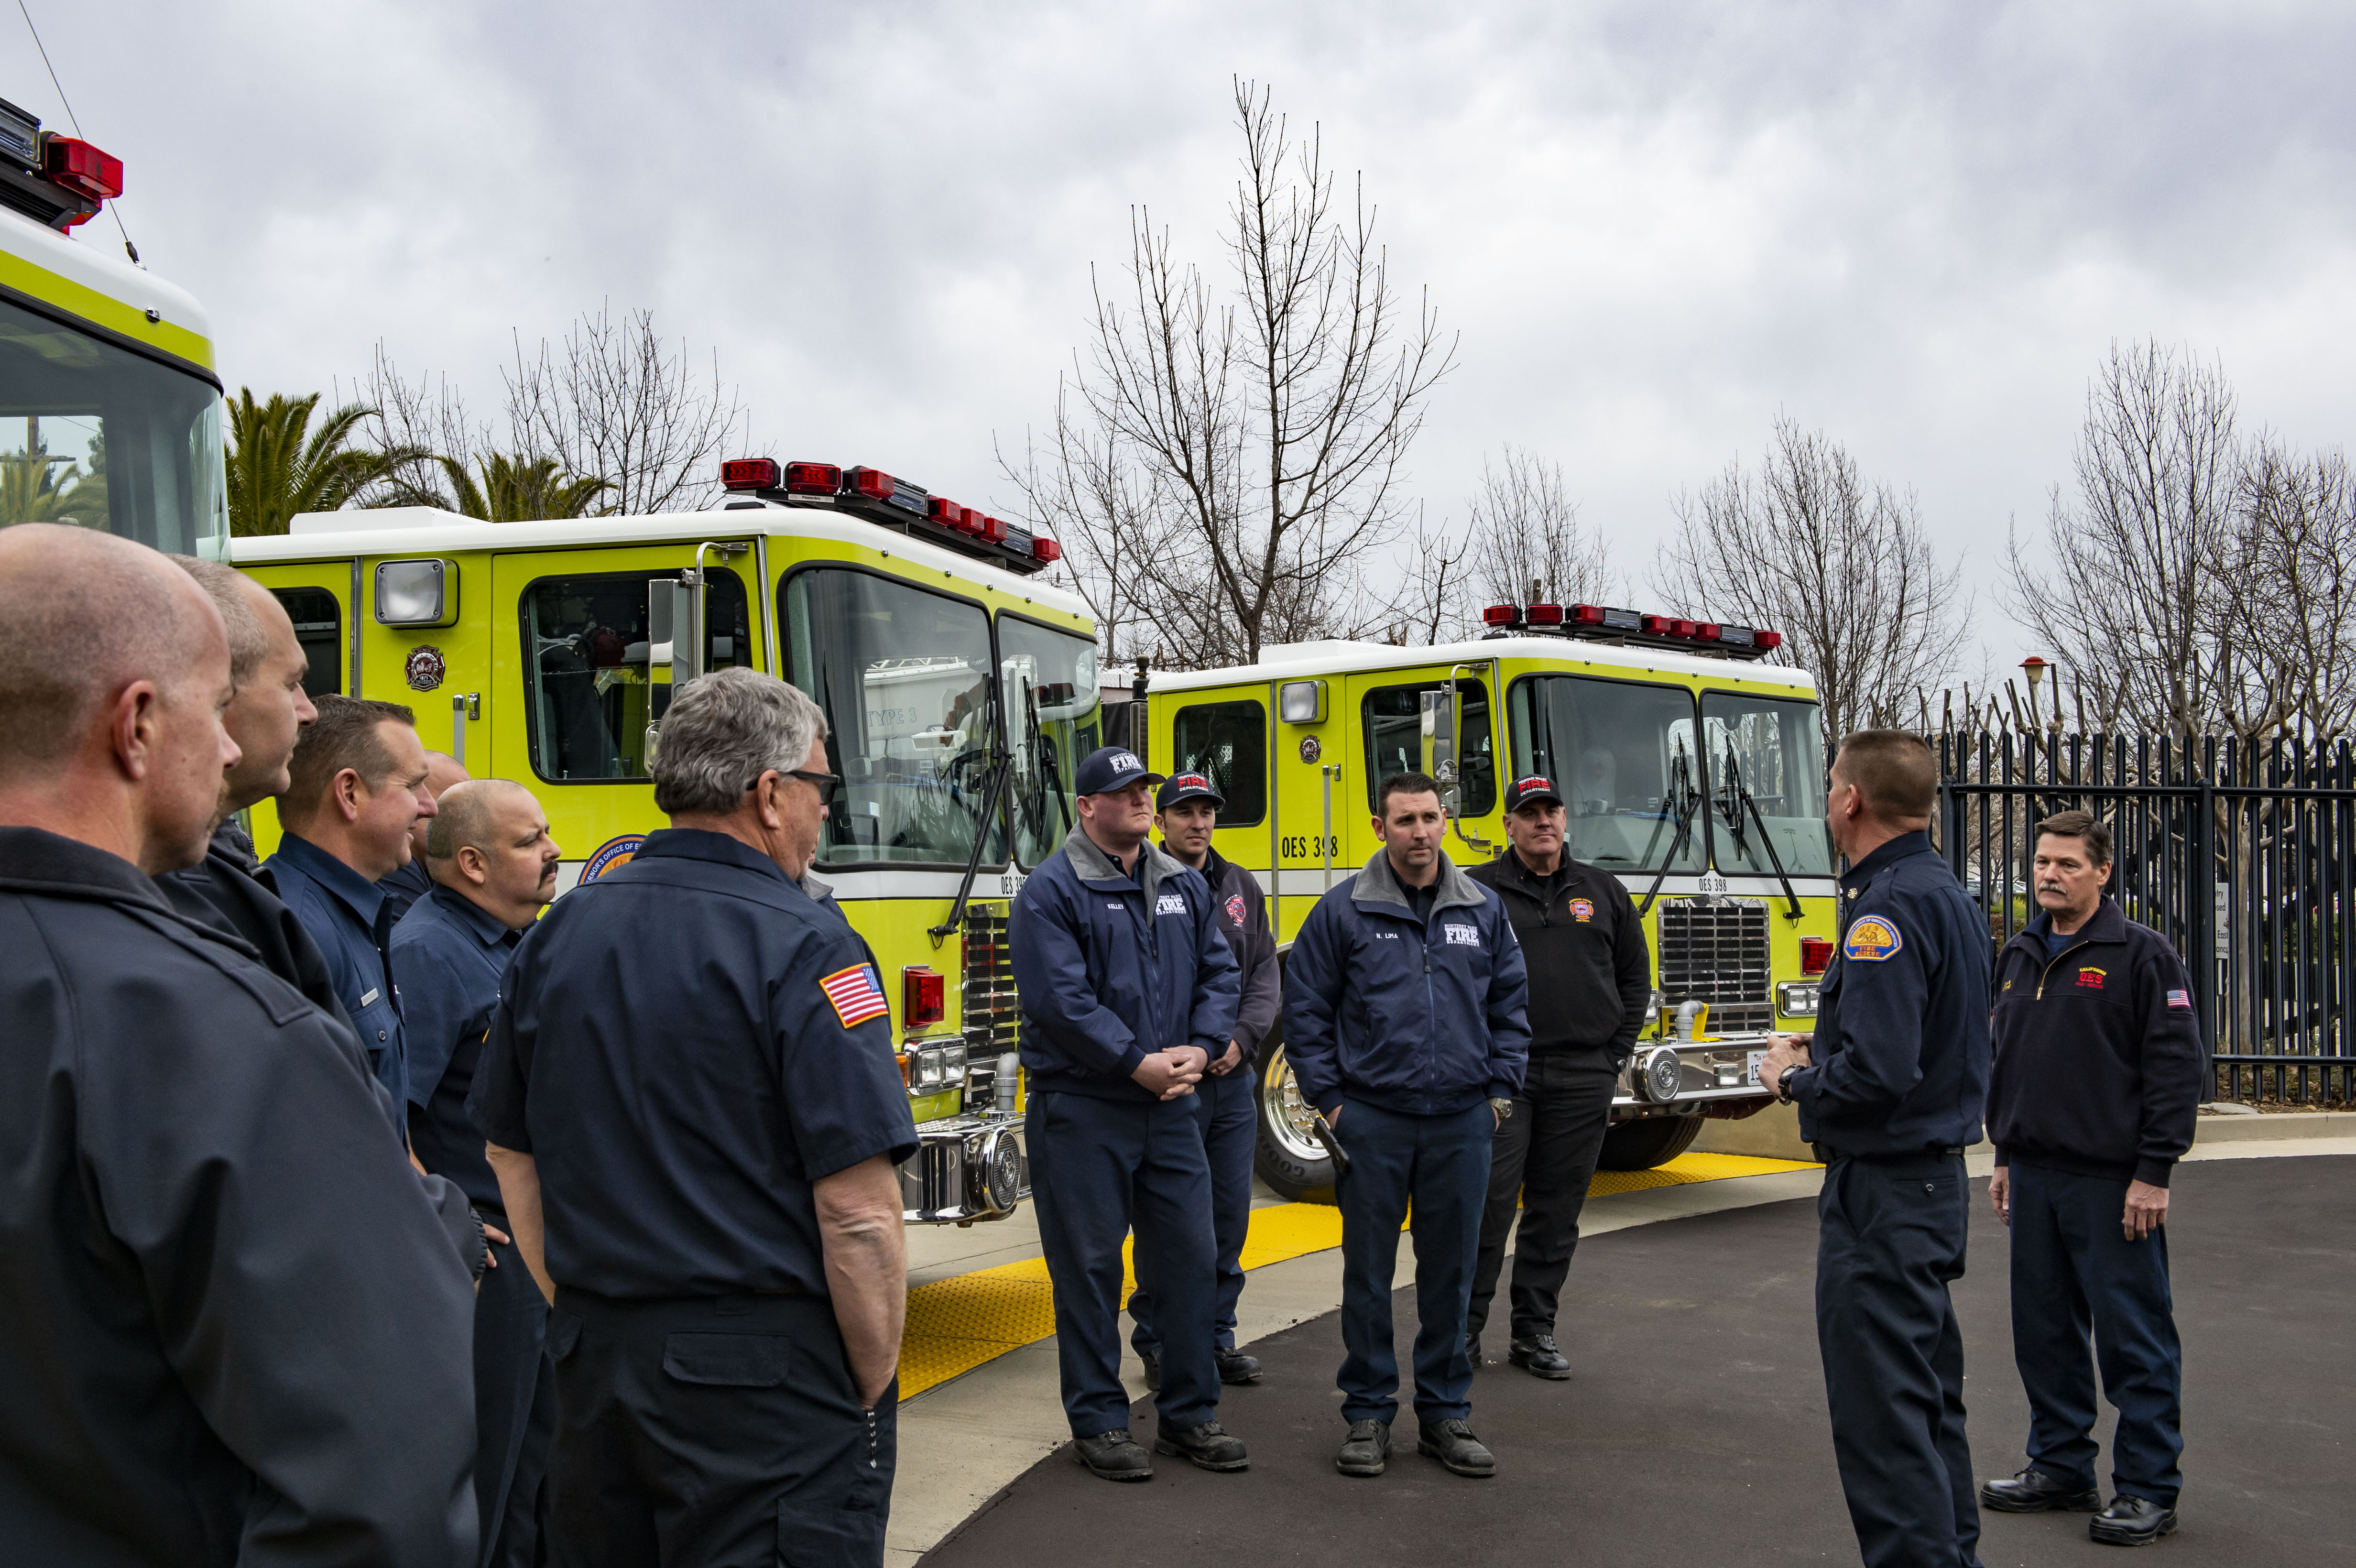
[[2166, 989, 2192, 1010], [820, 964, 892, 1029]]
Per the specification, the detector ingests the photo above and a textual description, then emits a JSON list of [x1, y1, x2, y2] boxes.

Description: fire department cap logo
[[404, 645, 445, 692], [578, 833, 646, 883], [1843, 915, 1903, 962], [1506, 774, 1564, 811], [1157, 771, 1224, 811]]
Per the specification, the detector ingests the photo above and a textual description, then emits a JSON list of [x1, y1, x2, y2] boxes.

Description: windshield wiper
[[1715, 745, 1803, 920], [1636, 749, 1705, 917]]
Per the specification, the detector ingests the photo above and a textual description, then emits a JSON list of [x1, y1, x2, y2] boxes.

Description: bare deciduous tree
[[506, 305, 747, 516], [2005, 341, 2265, 736], [1653, 415, 1969, 737], [1000, 78, 1454, 669], [1463, 445, 1615, 611], [2221, 442, 2356, 741]]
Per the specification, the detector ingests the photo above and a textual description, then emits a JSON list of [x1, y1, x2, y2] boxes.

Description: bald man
[[394, 778, 563, 1568], [382, 751, 471, 926], [0, 524, 479, 1567]]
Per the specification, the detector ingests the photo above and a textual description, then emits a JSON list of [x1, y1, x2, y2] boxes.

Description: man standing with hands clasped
[[1285, 771, 1529, 1481], [1980, 810, 2203, 1548], [1011, 747, 1244, 1482], [1127, 771, 1282, 1392], [1753, 730, 1992, 1568]]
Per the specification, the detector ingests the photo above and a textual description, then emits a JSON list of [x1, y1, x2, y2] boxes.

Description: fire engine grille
[[961, 903, 1019, 1111], [1656, 896, 1772, 1034]]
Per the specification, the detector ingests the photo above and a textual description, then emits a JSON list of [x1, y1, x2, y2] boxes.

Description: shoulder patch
[[1843, 915, 1903, 962], [1225, 893, 1247, 926], [818, 963, 891, 1029], [2166, 988, 2192, 1010]]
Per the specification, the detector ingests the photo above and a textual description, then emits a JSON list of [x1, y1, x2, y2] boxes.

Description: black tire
[[1595, 1115, 1705, 1171], [1252, 1037, 1338, 1204]]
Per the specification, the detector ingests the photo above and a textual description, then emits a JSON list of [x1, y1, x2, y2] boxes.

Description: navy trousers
[[1025, 1089, 1220, 1436], [474, 1228, 553, 1568], [1817, 1153, 1982, 1568], [1128, 1067, 1256, 1360], [1468, 1054, 1616, 1342], [2007, 1162, 2183, 1506], [1334, 1098, 1493, 1427]]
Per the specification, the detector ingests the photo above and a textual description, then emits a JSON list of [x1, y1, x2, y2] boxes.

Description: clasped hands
[[1131, 1040, 1244, 1100], [1754, 1034, 1811, 1095]]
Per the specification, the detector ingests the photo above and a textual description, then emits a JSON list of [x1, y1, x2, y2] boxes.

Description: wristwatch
[[1489, 1097, 1514, 1120], [1776, 1065, 1803, 1104]]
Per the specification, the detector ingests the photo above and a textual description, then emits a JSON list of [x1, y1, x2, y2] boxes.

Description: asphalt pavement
[[919, 1155, 2353, 1567]]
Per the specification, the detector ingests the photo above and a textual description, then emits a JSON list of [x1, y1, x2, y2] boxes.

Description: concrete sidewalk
[[910, 1149, 2354, 1567]]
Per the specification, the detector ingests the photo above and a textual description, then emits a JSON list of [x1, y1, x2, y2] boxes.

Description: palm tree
[[389, 452, 613, 523], [225, 391, 417, 536], [0, 418, 107, 529]]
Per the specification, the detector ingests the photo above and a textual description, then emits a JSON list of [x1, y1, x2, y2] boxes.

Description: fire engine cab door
[[491, 541, 763, 891], [1350, 665, 1502, 863]]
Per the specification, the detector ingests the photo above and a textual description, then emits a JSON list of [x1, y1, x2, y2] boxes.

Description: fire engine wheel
[[1253, 1040, 1338, 1205], [1596, 1115, 1706, 1171]]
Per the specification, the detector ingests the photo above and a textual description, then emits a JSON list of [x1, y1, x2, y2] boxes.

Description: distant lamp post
[[2020, 655, 2053, 733]]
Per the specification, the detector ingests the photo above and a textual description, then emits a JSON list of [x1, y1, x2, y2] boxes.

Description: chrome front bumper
[[1612, 1034, 1781, 1115], [898, 1113, 1032, 1225]]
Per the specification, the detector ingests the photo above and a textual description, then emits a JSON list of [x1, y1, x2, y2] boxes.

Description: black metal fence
[[1933, 730, 2353, 1105]]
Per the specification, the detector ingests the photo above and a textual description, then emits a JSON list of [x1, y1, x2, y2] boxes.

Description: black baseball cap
[[1156, 772, 1223, 811], [1074, 745, 1165, 796], [1505, 773, 1565, 811]]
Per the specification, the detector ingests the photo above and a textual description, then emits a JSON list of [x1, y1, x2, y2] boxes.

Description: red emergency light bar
[[721, 457, 780, 491], [0, 99, 123, 232], [1481, 604, 1523, 628], [1526, 603, 1565, 627], [719, 457, 1052, 577], [46, 138, 122, 205], [1480, 599, 1782, 660]]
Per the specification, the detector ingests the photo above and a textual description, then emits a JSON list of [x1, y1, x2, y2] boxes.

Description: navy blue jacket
[[392, 882, 524, 1213], [1989, 898, 2205, 1187], [1282, 850, 1531, 1118], [160, 818, 351, 1031], [0, 828, 477, 1568], [469, 830, 919, 1299], [1790, 830, 1992, 1156], [377, 858, 433, 928], [269, 832, 410, 1125], [1011, 824, 1242, 1101]]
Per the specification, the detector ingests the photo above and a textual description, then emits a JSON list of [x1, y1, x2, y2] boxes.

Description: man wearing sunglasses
[[470, 668, 916, 1568]]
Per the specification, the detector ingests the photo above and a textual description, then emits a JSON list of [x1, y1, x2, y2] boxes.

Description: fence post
[[1939, 733, 1967, 882], [2188, 736, 2217, 1071]]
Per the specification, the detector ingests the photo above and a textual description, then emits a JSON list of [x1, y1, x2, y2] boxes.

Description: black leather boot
[[1980, 1467, 2101, 1513], [2089, 1494, 2178, 1546], [1155, 1420, 1249, 1471], [1215, 1348, 1262, 1384], [1336, 1418, 1390, 1477], [1417, 1418, 1496, 1478], [1072, 1427, 1153, 1481], [1136, 1349, 1160, 1392], [1507, 1334, 1571, 1380]]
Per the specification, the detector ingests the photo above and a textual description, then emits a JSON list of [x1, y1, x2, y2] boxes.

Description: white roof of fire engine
[[1144, 636, 1822, 693]]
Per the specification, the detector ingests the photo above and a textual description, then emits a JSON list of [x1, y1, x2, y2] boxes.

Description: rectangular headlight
[[1777, 981, 1820, 1017], [374, 558, 459, 627], [1279, 680, 1324, 723]]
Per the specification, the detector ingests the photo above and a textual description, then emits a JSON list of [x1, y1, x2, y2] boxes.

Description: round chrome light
[[1638, 1044, 1684, 1103], [965, 1127, 1023, 1215]]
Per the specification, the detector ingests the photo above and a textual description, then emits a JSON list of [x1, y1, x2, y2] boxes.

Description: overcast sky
[[17, 2, 2353, 676]]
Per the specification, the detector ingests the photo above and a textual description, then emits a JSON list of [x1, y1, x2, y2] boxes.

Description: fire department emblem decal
[[2075, 966, 2107, 989], [404, 645, 446, 692], [579, 834, 646, 883], [1298, 736, 1321, 763], [1225, 893, 1247, 926], [1569, 897, 1594, 923]]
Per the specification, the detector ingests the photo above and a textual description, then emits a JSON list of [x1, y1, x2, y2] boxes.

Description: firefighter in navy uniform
[[469, 670, 918, 1568], [1127, 771, 1282, 1391], [1010, 746, 1245, 1482], [1755, 730, 1993, 1568]]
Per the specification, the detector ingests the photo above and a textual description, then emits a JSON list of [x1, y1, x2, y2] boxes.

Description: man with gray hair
[[470, 667, 918, 1568], [0, 524, 479, 1564]]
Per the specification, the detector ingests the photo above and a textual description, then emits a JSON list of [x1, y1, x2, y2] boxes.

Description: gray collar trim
[[1062, 823, 1185, 906], [1352, 847, 1484, 915]]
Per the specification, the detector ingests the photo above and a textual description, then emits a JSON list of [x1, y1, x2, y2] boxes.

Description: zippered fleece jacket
[[1987, 896, 2206, 1187], [1282, 849, 1530, 1119], [1464, 849, 1650, 1066], [1011, 823, 1241, 1101]]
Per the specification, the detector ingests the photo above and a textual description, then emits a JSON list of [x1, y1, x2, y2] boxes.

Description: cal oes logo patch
[[1568, 897, 1594, 923], [2075, 966, 2107, 989], [1225, 893, 1247, 926], [578, 834, 646, 884], [1843, 915, 1903, 962]]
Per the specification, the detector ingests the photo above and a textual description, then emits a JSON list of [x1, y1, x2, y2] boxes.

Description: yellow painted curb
[[897, 1150, 1819, 1398]]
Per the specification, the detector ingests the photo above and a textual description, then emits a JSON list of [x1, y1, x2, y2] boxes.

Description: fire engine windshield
[[1700, 690, 1835, 877], [0, 294, 226, 555], [785, 568, 1006, 868], [1507, 675, 1705, 872], [1000, 616, 1100, 866]]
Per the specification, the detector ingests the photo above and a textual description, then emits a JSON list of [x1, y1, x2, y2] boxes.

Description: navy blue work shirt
[[269, 832, 409, 1127], [466, 829, 920, 1299], [1791, 829, 1993, 1156], [377, 858, 433, 929], [391, 881, 523, 1212]]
